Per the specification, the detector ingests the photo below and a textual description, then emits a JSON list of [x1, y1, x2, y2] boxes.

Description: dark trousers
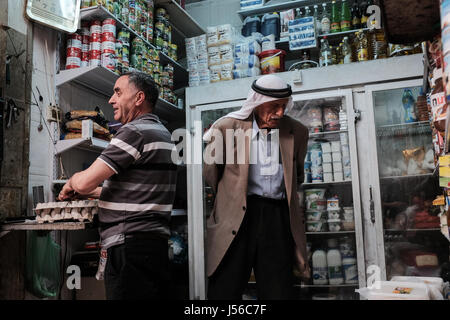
[[104, 234, 170, 300], [208, 195, 295, 300]]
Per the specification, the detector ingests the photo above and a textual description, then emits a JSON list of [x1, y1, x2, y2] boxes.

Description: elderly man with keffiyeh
[[203, 74, 310, 300]]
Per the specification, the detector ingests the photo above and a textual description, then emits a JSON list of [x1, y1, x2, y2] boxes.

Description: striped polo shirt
[[97, 113, 177, 249]]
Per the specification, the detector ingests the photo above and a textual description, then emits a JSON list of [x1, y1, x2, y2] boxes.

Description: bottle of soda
[[351, 0, 361, 30], [320, 37, 332, 67], [321, 3, 331, 34], [304, 6, 312, 17], [295, 8, 303, 19], [340, 0, 351, 32], [314, 5, 322, 34], [331, 1, 341, 33], [342, 36, 352, 63]]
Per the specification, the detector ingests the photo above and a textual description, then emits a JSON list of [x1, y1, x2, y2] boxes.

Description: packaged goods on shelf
[[63, 108, 112, 141], [35, 201, 99, 224], [240, 0, 265, 11], [357, 281, 430, 300], [186, 34, 209, 86], [280, 10, 294, 41]]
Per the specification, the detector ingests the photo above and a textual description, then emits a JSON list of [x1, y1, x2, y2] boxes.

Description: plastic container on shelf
[[327, 247, 344, 285], [242, 16, 261, 37], [305, 189, 327, 201], [261, 12, 280, 40], [342, 258, 358, 284], [306, 198, 327, 210], [312, 249, 328, 285], [343, 207, 354, 221], [306, 220, 327, 232], [356, 281, 430, 300], [327, 219, 342, 232], [327, 210, 341, 220], [390, 276, 444, 299], [306, 210, 326, 221], [259, 49, 286, 74], [342, 220, 355, 231]]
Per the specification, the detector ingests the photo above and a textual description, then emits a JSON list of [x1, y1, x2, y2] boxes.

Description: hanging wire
[[5, 29, 69, 180]]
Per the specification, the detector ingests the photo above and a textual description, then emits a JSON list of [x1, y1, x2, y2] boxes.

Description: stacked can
[[113, 0, 122, 19], [154, 8, 166, 50], [130, 37, 144, 71], [89, 20, 102, 66], [118, 30, 130, 73], [160, 64, 176, 103], [80, 22, 90, 67], [121, 0, 130, 25], [66, 33, 82, 69], [147, 0, 154, 43], [140, 1, 148, 40], [101, 18, 117, 71], [129, 1, 142, 34], [105, 0, 114, 13]]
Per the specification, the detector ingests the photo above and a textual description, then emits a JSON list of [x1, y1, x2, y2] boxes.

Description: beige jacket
[[203, 114, 310, 279]]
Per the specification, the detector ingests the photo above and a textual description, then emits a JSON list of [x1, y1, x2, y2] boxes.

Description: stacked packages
[[233, 38, 261, 79], [186, 35, 210, 87], [207, 24, 234, 84]]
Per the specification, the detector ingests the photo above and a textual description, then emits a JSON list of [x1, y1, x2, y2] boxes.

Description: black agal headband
[[251, 80, 292, 98]]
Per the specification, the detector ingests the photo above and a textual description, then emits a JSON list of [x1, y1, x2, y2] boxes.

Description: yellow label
[[440, 155, 450, 167], [440, 166, 450, 177], [357, 48, 368, 61], [261, 56, 281, 73]]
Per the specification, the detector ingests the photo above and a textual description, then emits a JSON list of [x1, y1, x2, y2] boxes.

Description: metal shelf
[[380, 173, 434, 180], [237, 0, 320, 20], [80, 5, 188, 86], [309, 129, 348, 138], [302, 180, 352, 187], [297, 283, 359, 288], [305, 231, 355, 235], [384, 228, 441, 233], [376, 121, 430, 130], [55, 137, 109, 155], [319, 28, 370, 39], [154, 0, 205, 37], [55, 65, 185, 121]]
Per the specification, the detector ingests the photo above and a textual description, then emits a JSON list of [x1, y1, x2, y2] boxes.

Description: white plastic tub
[[356, 281, 430, 300], [390, 276, 444, 300]]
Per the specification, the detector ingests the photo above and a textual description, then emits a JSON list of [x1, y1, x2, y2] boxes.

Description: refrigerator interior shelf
[[55, 66, 185, 121], [309, 129, 348, 138], [297, 284, 359, 288], [55, 137, 109, 155], [376, 121, 431, 137], [80, 5, 188, 79], [380, 173, 434, 180], [384, 228, 441, 233], [305, 231, 355, 235], [302, 180, 352, 187]]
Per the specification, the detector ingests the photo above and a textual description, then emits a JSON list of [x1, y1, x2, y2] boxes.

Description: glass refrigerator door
[[366, 80, 450, 282], [288, 89, 365, 300]]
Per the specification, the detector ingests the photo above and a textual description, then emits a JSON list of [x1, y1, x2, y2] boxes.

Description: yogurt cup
[[327, 219, 342, 232], [306, 210, 326, 221]]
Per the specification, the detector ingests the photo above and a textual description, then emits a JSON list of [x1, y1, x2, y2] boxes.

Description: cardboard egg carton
[[34, 200, 98, 224]]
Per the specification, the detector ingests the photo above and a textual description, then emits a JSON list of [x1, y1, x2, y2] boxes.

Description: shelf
[[297, 284, 358, 288], [380, 173, 434, 180], [302, 180, 352, 187], [80, 5, 188, 86], [55, 137, 109, 155], [309, 130, 348, 138], [319, 28, 370, 39], [55, 65, 185, 121], [237, 0, 320, 20], [376, 121, 431, 130], [384, 228, 441, 233], [0, 221, 89, 232], [154, 0, 205, 37], [305, 231, 356, 235]]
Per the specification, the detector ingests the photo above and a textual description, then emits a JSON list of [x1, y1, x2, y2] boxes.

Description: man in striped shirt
[[58, 71, 177, 300]]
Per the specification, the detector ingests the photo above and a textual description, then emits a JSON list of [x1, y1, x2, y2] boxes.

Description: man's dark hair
[[122, 71, 159, 110]]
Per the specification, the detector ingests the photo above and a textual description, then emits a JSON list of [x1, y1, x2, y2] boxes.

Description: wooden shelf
[[1, 221, 89, 231]]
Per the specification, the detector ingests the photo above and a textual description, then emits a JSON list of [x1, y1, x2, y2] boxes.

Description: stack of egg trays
[[34, 200, 99, 224]]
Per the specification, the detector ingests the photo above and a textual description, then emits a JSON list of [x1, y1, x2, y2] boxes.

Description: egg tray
[[34, 200, 99, 224]]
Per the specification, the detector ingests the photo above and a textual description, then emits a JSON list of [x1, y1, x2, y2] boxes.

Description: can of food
[[121, 3, 130, 25], [89, 50, 101, 66], [101, 40, 116, 54], [90, 20, 102, 35], [67, 33, 82, 50], [147, 24, 154, 42], [66, 55, 81, 70], [118, 30, 130, 46], [101, 52, 116, 71], [102, 18, 116, 35]]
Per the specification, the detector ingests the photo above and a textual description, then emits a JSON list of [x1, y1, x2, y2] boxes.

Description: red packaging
[[90, 33, 102, 43], [102, 32, 116, 43], [67, 47, 82, 58]]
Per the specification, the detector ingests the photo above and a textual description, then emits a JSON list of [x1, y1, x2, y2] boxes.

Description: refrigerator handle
[[354, 108, 362, 123], [369, 185, 375, 224]]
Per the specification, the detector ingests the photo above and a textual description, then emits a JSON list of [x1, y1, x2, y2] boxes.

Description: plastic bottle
[[340, 0, 351, 32], [320, 37, 332, 67], [342, 36, 352, 64], [351, 0, 361, 30], [242, 16, 261, 37], [355, 30, 369, 62], [295, 8, 303, 20], [327, 247, 344, 285], [402, 88, 417, 123], [321, 3, 331, 34], [330, 1, 341, 33], [304, 6, 312, 17], [261, 12, 281, 40], [313, 5, 321, 34], [369, 29, 388, 60], [342, 258, 358, 284], [312, 249, 329, 285]]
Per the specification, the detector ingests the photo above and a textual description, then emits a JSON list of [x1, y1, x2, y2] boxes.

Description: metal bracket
[[354, 109, 362, 123]]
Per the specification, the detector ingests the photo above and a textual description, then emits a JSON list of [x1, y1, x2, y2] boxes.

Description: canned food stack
[[310, 142, 323, 183], [186, 34, 209, 87], [101, 18, 117, 72], [117, 30, 131, 74], [160, 64, 177, 104], [233, 38, 261, 79], [321, 142, 333, 183], [81, 22, 90, 67], [66, 33, 83, 70], [154, 7, 174, 57], [89, 20, 102, 67], [207, 24, 235, 83], [305, 188, 327, 232]]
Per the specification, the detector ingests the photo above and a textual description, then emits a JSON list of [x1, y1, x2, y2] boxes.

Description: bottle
[[342, 36, 352, 63], [351, 0, 361, 30], [338, 43, 344, 64], [321, 3, 331, 34], [295, 8, 303, 19], [313, 5, 321, 34], [340, 0, 351, 32], [327, 247, 344, 285], [312, 249, 328, 285], [304, 6, 312, 17], [360, 0, 369, 28], [330, 1, 341, 33], [261, 12, 281, 40], [330, 45, 337, 65], [402, 88, 417, 123], [320, 37, 332, 67], [370, 29, 388, 60], [356, 30, 369, 62], [342, 258, 358, 284]]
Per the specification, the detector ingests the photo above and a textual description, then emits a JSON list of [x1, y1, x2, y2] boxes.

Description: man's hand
[[58, 180, 77, 201]]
